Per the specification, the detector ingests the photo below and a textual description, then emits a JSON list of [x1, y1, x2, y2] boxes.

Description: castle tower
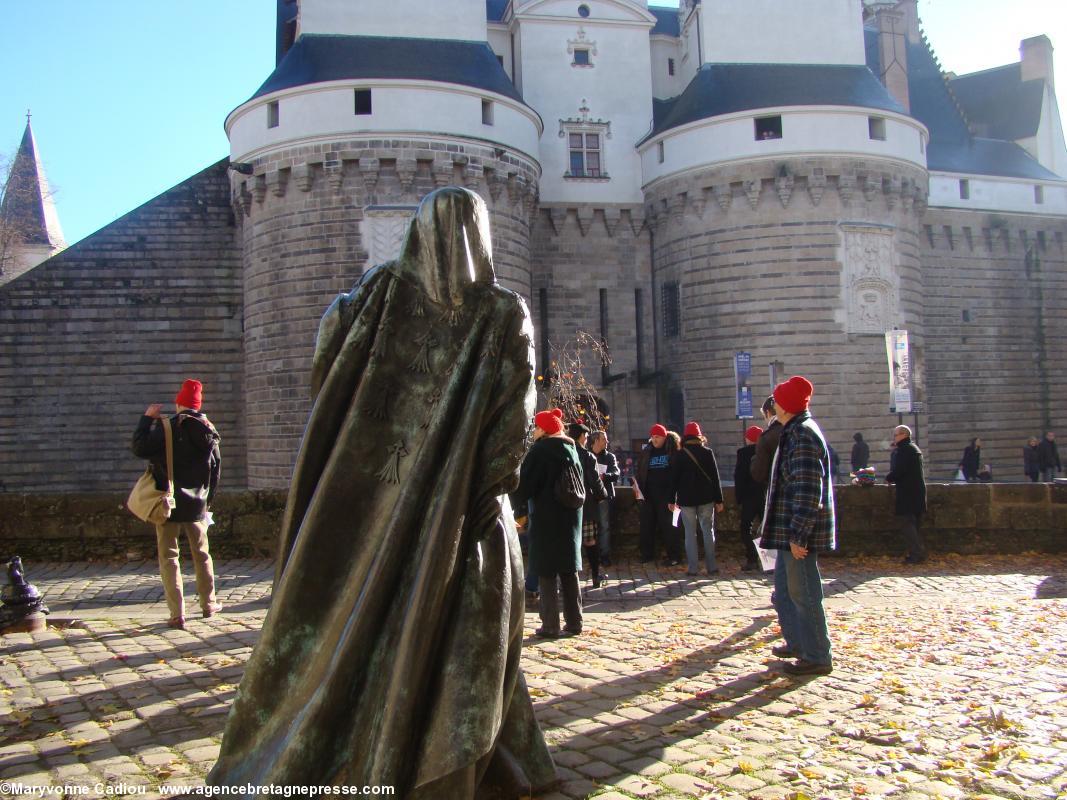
[[229, 0, 542, 488], [640, 0, 930, 450], [0, 118, 66, 286]]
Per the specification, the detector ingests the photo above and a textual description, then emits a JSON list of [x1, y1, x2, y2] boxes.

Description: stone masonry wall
[[235, 138, 540, 488], [644, 157, 927, 474], [919, 209, 1067, 478], [2, 483, 1062, 562], [0, 160, 245, 493]]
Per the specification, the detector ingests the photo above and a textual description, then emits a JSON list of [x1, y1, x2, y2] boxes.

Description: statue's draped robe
[[208, 189, 555, 798]]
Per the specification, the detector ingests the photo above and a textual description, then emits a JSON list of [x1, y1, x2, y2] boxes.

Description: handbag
[[126, 417, 176, 525]]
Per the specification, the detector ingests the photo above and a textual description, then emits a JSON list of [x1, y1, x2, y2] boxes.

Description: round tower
[[229, 0, 542, 488], [639, 61, 930, 454]]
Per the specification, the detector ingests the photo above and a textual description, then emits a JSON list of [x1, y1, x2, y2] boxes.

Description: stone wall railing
[[0, 484, 1063, 563]]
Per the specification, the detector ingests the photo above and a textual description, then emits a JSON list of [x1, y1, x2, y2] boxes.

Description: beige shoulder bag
[[126, 418, 176, 525]]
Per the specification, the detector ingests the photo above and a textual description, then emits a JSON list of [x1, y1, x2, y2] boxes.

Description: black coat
[[960, 444, 981, 480], [594, 449, 620, 500], [1024, 445, 1040, 478], [576, 444, 607, 513], [671, 439, 724, 507], [750, 421, 782, 485], [887, 437, 926, 517], [513, 436, 583, 576], [1037, 438, 1061, 471], [851, 440, 870, 471], [131, 411, 221, 523], [733, 444, 762, 512]]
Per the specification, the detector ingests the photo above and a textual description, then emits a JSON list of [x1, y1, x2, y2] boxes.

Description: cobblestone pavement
[[1, 554, 1065, 799]]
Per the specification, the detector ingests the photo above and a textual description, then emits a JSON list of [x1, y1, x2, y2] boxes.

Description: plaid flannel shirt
[[758, 411, 837, 552]]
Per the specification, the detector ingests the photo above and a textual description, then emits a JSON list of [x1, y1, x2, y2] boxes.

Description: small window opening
[[657, 141, 665, 163], [667, 58, 675, 76], [919, 132, 926, 153], [959, 179, 970, 200], [578, 4, 590, 17], [662, 282, 680, 338], [354, 89, 372, 115], [481, 99, 494, 126], [754, 116, 782, 140], [962, 309, 971, 323], [267, 101, 280, 129], [573, 48, 591, 66], [1035, 185, 1044, 204], [868, 116, 886, 140]]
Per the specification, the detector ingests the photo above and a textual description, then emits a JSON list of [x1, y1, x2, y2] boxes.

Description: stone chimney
[[875, 7, 910, 111], [1021, 35, 1054, 90]]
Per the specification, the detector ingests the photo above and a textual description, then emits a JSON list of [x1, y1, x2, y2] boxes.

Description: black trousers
[[584, 544, 601, 582], [737, 503, 762, 565], [538, 572, 582, 633], [897, 513, 926, 560], [639, 494, 680, 561]]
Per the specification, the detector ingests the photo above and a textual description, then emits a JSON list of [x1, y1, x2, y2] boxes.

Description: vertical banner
[[734, 352, 753, 419], [885, 330, 913, 412]]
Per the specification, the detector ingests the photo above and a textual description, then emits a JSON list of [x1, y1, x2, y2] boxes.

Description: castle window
[[668, 58, 675, 76], [754, 116, 782, 140], [657, 141, 665, 163], [868, 116, 886, 140], [568, 132, 601, 177], [578, 4, 590, 17], [959, 179, 970, 200], [1035, 185, 1044, 204], [267, 101, 280, 129], [482, 99, 494, 126], [662, 282, 681, 338], [354, 89, 372, 115], [573, 48, 591, 66]]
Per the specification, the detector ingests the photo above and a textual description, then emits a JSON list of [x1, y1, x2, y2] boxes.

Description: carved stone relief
[[840, 225, 898, 334], [362, 207, 416, 272]]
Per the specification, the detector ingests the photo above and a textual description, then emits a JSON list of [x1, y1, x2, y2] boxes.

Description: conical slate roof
[[1, 120, 66, 249]]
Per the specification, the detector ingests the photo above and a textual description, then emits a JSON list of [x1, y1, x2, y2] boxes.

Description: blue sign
[[734, 352, 753, 419]]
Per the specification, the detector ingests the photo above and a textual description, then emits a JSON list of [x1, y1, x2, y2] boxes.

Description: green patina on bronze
[[207, 188, 556, 798]]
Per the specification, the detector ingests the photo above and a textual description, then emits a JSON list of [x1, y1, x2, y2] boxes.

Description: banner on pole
[[734, 352, 753, 419], [885, 330, 912, 413]]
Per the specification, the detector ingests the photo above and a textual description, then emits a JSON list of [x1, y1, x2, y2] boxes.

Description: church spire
[[1, 116, 66, 282]]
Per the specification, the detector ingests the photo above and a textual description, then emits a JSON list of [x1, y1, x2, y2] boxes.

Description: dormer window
[[868, 116, 886, 140], [754, 116, 782, 140], [568, 132, 602, 177], [573, 48, 591, 66]]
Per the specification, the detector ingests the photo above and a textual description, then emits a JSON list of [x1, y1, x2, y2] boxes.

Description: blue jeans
[[680, 505, 717, 573], [773, 548, 832, 665]]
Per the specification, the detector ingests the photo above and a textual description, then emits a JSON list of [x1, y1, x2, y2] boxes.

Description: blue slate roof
[[864, 27, 1062, 180], [486, 0, 509, 22], [949, 64, 1045, 142], [250, 34, 525, 104], [647, 63, 904, 139], [649, 6, 681, 37]]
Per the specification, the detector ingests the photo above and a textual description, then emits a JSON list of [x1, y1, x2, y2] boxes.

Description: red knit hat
[[534, 408, 564, 435], [683, 421, 702, 438], [649, 423, 668, 437], [175, 379, 203, 410], [773, 375, 813, 414], [745, 425, 762, 443]]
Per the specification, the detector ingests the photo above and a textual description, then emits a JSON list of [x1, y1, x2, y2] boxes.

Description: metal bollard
[[0, 556, 49, 634]]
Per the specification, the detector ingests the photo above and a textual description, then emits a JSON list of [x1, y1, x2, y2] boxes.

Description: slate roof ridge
[[917, 28, 973, 136]]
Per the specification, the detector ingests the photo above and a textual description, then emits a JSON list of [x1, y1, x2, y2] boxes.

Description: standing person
[[759, 376, 836, 676], [589, 430, 620, 566], [750, 396, 783, 487], [635, 424, 682, 565], [850, 432, 870, 473], [568, 422, 608, 588], [959, 437, 982, 482], [733, 426, 764, 572], [516, 409, 585, 638], [1024, 437, 1040, 482], [1038, 431, 1061, 482], [131, 379, 222, 630], [670, 422, 724, 576], [886, 425, 927, 564]]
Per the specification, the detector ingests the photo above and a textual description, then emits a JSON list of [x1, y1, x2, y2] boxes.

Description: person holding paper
[[635, 424, 682, 565], [669, 421, 724, 576], [589, 430, 620, 565]]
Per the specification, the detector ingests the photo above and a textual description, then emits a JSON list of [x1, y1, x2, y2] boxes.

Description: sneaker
[[783, 659, 833, 676], [592, 574, 606, 588], [665, 559, 682, 567], [534, 628, 559, 639], [202, 603, 223, 618], [167, 616, 186, 630], [771, 645, 798, 658]]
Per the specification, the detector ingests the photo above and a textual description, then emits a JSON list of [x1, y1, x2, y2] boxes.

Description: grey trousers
[[538, 572, 583, 633]]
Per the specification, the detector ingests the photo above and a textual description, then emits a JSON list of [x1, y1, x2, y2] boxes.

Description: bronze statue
[[208, 188, 555, 798]]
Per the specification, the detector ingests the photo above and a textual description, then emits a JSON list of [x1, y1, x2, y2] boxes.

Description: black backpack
[[553, 457, 586, 509]]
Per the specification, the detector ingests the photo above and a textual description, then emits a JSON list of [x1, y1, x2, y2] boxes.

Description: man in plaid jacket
[[758, 375, 836, 676]]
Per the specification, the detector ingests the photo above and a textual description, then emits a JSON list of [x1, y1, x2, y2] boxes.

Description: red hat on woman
[[534, 408, 564, 435], [175, 379, 203, 410], [772, 376, 813, 414], [649, 423, 668, 437], [745, 425, 762, 443], [683, 421, 703, 438]]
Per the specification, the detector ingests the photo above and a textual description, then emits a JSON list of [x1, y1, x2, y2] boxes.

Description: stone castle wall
[[919, 208, 1067, 477], [0, 160, 245, 493], [643, 156, 928, 471], [234, 139, 540, 488]]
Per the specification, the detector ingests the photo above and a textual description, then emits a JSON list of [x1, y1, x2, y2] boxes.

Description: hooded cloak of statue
[[207, 188, 556, 798]]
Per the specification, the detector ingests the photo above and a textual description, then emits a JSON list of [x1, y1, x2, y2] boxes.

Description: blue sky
[[2, 1, 1064, 247]]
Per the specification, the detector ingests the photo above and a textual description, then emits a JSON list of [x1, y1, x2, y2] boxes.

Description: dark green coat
[[514, 436, 583, 576]]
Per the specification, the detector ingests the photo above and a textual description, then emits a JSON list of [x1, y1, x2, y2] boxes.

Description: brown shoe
[[783, 659, 833, 676], [202, 603, 223, 619], [772, 645, 798, 658]]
